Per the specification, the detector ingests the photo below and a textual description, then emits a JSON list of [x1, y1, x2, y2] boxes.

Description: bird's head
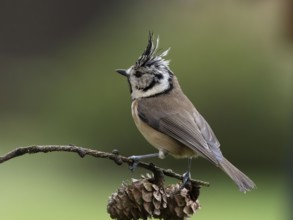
[[116, 33, 174, 100]]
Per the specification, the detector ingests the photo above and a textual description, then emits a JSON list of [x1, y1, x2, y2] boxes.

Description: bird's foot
[[128, 153, 160, 172], [180, 171, 191, 189], [128, 155, 140, 172]]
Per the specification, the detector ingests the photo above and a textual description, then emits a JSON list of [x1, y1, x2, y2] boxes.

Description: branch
[[0, 145, 209, 187]]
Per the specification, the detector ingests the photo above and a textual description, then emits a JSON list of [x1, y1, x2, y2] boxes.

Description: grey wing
[[137, 100, 222, 165], [193, 111, 223, 161]]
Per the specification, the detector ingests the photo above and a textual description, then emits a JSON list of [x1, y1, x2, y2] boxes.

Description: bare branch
[[0, 145, 209, 187]]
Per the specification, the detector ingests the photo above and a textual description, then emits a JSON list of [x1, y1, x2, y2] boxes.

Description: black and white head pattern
[[125, 33, 174, 100]]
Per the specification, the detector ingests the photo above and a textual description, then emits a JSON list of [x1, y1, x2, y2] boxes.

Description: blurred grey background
[[0, 0, 292, 219]]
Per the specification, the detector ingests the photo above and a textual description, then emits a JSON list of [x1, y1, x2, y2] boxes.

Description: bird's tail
[[219, 158, 256, 192]]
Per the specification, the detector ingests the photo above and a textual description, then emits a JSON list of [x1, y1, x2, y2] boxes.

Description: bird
[[116, 33, 256, 192]]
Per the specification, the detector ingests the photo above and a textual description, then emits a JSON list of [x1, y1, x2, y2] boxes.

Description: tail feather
[[219, 158, 256, 192]]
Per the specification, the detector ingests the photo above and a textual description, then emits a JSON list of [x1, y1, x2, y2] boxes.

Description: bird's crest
[[135, 32, 170, 69]]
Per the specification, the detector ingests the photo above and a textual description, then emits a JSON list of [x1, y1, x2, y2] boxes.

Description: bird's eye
[[134, 71, 143, 78]]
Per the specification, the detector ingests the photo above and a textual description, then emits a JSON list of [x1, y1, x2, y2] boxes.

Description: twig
[[0, 145, 209, 187]]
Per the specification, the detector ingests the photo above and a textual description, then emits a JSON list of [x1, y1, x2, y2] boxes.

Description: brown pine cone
[[107, 174, 200, 220]]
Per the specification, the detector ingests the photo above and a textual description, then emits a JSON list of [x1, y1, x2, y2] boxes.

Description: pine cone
[[163, 183, 200, 219], [107, 174, 200, 220]]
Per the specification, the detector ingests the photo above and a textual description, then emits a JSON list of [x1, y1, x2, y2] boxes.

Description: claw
[[128, 156, 139, 172], [180, 171, 191, 189]]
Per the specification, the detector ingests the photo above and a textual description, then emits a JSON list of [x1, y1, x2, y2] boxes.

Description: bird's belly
[[131, 101, 197, 158]]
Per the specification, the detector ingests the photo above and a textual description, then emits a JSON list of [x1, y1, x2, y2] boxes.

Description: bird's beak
[[116, 69, 128, 77]]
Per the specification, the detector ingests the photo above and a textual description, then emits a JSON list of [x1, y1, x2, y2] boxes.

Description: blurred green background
[[0, 0, 292, 219]]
